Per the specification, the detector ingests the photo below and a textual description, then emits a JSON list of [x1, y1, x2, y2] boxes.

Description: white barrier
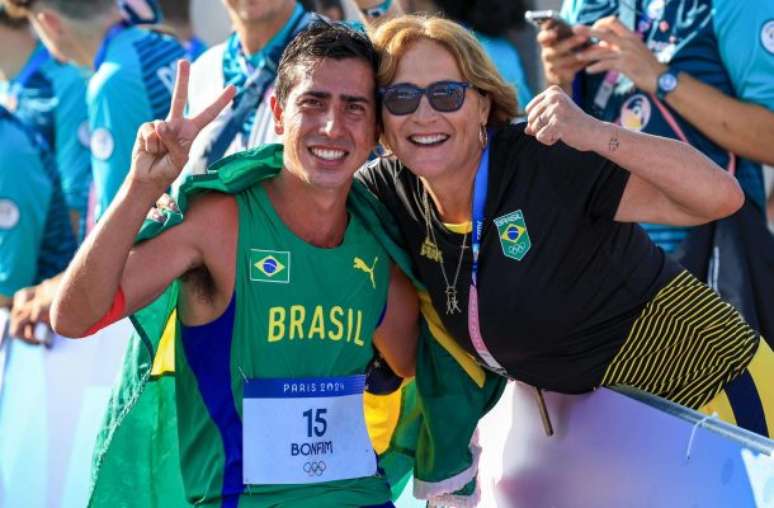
[[3, 312, 773, 508], [477, 381, 774, 507], [0, 317, 130, 508]]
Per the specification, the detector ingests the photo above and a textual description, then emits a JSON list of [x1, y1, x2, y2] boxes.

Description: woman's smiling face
[[381, 39, 490, 182]]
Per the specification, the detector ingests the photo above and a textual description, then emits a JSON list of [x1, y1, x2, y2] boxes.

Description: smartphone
[[525, 9, 575, 41]]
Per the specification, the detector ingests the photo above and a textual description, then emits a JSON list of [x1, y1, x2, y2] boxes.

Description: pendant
[[445, 286, 461, 315], [420, 235, 443, 263]]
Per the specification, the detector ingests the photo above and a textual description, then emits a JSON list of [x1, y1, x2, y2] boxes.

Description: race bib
[[242, 375, 376, 485]]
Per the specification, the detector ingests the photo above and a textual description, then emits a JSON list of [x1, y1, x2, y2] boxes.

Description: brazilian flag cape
[[87, 144, 506, 507]]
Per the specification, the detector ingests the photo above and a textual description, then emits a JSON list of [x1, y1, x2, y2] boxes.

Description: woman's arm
[[525, 86, 743, 226]]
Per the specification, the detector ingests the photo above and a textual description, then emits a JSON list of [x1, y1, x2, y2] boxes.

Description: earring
[[479, 124, 488, 150]]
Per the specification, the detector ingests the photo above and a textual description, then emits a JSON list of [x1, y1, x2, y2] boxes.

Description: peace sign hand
[[130, 59, 236, 195]]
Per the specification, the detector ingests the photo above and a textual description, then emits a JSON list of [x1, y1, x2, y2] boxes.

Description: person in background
[[313, 0, 345, 21], [538, 0, 774, 365], [158, 0, 207, 60], [0, 8, 84, 343], [2, 0, 185, 341], [353, 0, 533, 110], [0, 7, 90, 238], [538, 0, 774, 252], [180, 0, 319, 181], [0, 105, 75, 318]]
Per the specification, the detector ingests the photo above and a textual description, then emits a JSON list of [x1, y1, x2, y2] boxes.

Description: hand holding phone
[[525, 10, 576, 41], [529, 10, 592, 87]]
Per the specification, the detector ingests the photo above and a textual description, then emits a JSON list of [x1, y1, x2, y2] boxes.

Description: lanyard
[[466, 139, 508, 377], [470, 141, 490, 287], [232, 4, 305, 79], [593, 1, 646, 113], [93, 22, 130, 70]]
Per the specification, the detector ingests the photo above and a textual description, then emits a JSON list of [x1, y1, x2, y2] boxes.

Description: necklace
[[421, 186, 467, 315]]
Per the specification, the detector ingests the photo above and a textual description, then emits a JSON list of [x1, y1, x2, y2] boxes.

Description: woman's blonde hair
[[369, 14, 519, 128]]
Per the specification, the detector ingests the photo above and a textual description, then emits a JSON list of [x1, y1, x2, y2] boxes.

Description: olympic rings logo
[[303, 461, 327, 477]]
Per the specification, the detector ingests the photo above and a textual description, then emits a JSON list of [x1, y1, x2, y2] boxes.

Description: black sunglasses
[[379, 81, 471, 116]]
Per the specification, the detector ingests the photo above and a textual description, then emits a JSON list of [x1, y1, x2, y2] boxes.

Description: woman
[[359, 14, 774, 437]]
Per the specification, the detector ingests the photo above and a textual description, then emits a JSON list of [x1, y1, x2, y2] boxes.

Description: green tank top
[[174, 180, 392, 507]]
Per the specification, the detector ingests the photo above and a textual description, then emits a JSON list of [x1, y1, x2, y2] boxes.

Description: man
[[0, 8, 90, 237], [3, 0, 185, 340], [3, 0, 186, 223], [0, 105, 75, 312], [0, 8, 89, 342], [52, 22, 417, 506], [181, 0, 318, 180]]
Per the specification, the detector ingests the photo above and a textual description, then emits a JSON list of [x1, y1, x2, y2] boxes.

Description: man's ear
[[29, 9, 69, 62], [270, 94, 284, 136], [33, 9, 62, 41]]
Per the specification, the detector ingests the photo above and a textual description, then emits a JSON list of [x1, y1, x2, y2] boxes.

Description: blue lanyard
[[93, 22, 130, 70], [12, 47, 50, 91], [470, 141, 491, 287]]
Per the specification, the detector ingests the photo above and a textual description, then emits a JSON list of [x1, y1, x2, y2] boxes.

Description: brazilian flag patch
[[250, 249, 290, 283], [494, 210, 531, 261]]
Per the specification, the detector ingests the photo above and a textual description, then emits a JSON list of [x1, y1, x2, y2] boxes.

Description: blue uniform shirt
[[185, 36, 207, 62], [562, 0, 774, 252], [88, 24, 185, 220], [0, 43, 91, 230], [0, 107, 75, 297]]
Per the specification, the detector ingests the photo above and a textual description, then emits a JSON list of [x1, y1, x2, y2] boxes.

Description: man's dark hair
[[275, 20, 380, 106], [2, 0, 114, 19]]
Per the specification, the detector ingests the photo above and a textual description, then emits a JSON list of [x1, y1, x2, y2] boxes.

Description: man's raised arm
[[51, 61, 235, 338]]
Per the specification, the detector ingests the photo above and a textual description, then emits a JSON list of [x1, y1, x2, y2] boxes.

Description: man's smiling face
[[272, 57, 378, 190]]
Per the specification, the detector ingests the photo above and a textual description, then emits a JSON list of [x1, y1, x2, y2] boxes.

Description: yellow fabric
[[699, 389, 737, 427], [150, 310, 177, 377], [418, 289, 485, 388], [601, 271, 758, 409], [364, 381, 408, 454], [442, 221, 473, 234], [745, 338, 774, 437], [700, 338, 774, 436]]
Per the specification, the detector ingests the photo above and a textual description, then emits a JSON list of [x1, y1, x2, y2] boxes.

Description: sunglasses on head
[[379, 81, 471, 116]]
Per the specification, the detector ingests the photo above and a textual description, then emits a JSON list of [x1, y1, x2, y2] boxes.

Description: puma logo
[[353, 256, 378, 289]]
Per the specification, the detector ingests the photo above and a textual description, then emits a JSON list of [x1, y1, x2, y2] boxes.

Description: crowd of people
[[1, 0, 773, 506]]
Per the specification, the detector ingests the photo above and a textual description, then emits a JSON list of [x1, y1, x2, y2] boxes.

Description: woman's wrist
[[585, 121, 621, 155]]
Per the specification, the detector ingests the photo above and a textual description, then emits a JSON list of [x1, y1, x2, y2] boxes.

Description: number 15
[[302, 408, 328, 437]]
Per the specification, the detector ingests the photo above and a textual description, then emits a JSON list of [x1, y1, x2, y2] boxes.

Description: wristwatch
[[361, 0, 392, 18], [656, 69, 679, 100]]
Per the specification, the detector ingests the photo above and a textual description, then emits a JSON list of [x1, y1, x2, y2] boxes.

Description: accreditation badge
[[242, 375, 376, 485]]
